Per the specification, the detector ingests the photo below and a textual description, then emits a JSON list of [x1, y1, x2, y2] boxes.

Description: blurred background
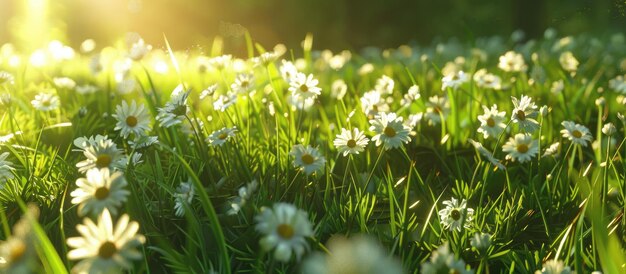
[[1, 0, 625, 54]]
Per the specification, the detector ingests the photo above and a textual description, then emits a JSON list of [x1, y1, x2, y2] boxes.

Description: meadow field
[[0, 30, 625, 273]]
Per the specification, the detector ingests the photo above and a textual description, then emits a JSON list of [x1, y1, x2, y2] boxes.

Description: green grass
[[0, 31, 625, 273]]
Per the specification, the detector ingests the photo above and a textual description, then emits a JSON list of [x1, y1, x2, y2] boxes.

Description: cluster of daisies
[[0, 29, 624, 273]]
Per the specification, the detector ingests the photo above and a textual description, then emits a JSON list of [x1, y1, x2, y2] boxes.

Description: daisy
[[213, 91, 238, 112], [73, 135, 111, 151], [468, 139, 505, 170], [0, 71, 14, 85], [470, 233, 492, 253], [511, 95, 540, 133], [559, 51, 579, 72], [441, 70, 469, 91], [252, 52, 277, 67], [174, 179, 195, 217], [330, 79, 347, 100], [438, 198, 474, 232], [0, 152, 15, 185], [255, 203, 313, 262], [560, 121, 593, 146], [76, 139, 124, 173], [602, 122, 617, 136], [76, 84, 99, 95], [360, 90, 389, 117], [127, 38, 151, 61], [550, 80, 564, 94], [290, 145, 326, 175], [333, 128, 369, 156], [535, 259, 574, 274], [288, 95, 316, 111], [112, 100, 151, 138], [477, 105, 507, 139], [280, 60, 299, 82], [498, 51, 527, 72], [209, 55, 232, 70], [70, 168, 130, 216], [421, 243, 474, 274], [157, 86, 190, 128], [67, 209, 146, 273], [543, 142, 561, 158], [473, 69, 502, 90], [609, 74, 626, 94], [400, 85, 421, 107], [369, 112, 411, 150], [231, 73, 255, 94], [128, 135, 159, 149], [502, 133, 539, 163], [116, 77, 137, 95], [227, 179, 258, 215], [424, 95, 450, 126], [31, 92, 60, 112], [301, 235, 404, 274], [0, 206, 38, 273], [53, 77, 76, 89], [375, 75, 394, 94], [206, 127, 237, 147], [199, 84, 218, 100], [289, 72, 321, 100]]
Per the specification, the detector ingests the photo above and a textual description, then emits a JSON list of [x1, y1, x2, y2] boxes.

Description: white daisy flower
[[209, 55, 232, 70], [231, 73, 255, 94], [112, 100, 151, 138], [609, 74, 626, 94], [360, 90, 389, 118], [535, 259, 574, 274], [116, 77, 137, 94], [174, 179, 195, 217], [0, 205, 38, 273], [0, 71, 14, 85], [128, 135, 159, 149], [206, 127, 238, 147], [157, 87, 190, 128], [53, 77, 76, 89], [73, 135, 111, 151], [227, 179, 258, 215], [511, 95, 540, 133], [502, 133, 539, 163], [302, 235, 404, 274], [438, 198, 474, 232], [551, 80, 564, 94], [127, 38, 151, 61], [375, 75, 395, 94], [31, 92, 60, 112], [255, 203, 313, 262], [602, 122, 617, 136], [421, 243, 474, 274], [290, 145, 326, 175], [441, 70, 469, 91], [70, 168, 130, 216], [473, 69, 501, 90], [470, 233, 492, 253], [288, 95, 316, 111], [560, 121, 593, 147], [333, 128, 369, 156], [477, 105, 507, 139], [543, 142, 561, 158], [400, 85, 421, 107], [280, 60, 299, 82], [288, 72, 321, 100], [559, 51, 579, 72], [213, 91, 238, 112], [424, 95, 450, 126], [76, 139, 124, 173], [405, 113, 424, 129], [76, 84, 99, 95], [252, 52, 277, 67], [67, 209, 146, 273], [330, 79, 348, 100], [468, 139, 505, 170], [369, 112, 411, 150], [199, 84, 218, 100], [498, 51, 527, 72], [0, 152, 15, 185]]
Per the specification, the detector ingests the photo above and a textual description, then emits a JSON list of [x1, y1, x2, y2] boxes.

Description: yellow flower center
[[433, 107, 441, 114], [450, 209, 461, 221], [42, 100, 51, 107], [126, 116, 138, 127], [98, 241, 117, 259], [218, 133, 228, 140], [8, 241, 26, 262], [517, 144, 529, 153], [300, 84, 309, 92], [301, 154, 314, 165], [572, 130, 582, 138], [516, 110, 526, 121], [96, 154, 112, 168], [384, 126, 396, 137], [277, 223, 295, 239], [94, 187, 110, 200], [487, 118, 496, 127], [347, 139, 357, 148], [241, 80, 249, 88]]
